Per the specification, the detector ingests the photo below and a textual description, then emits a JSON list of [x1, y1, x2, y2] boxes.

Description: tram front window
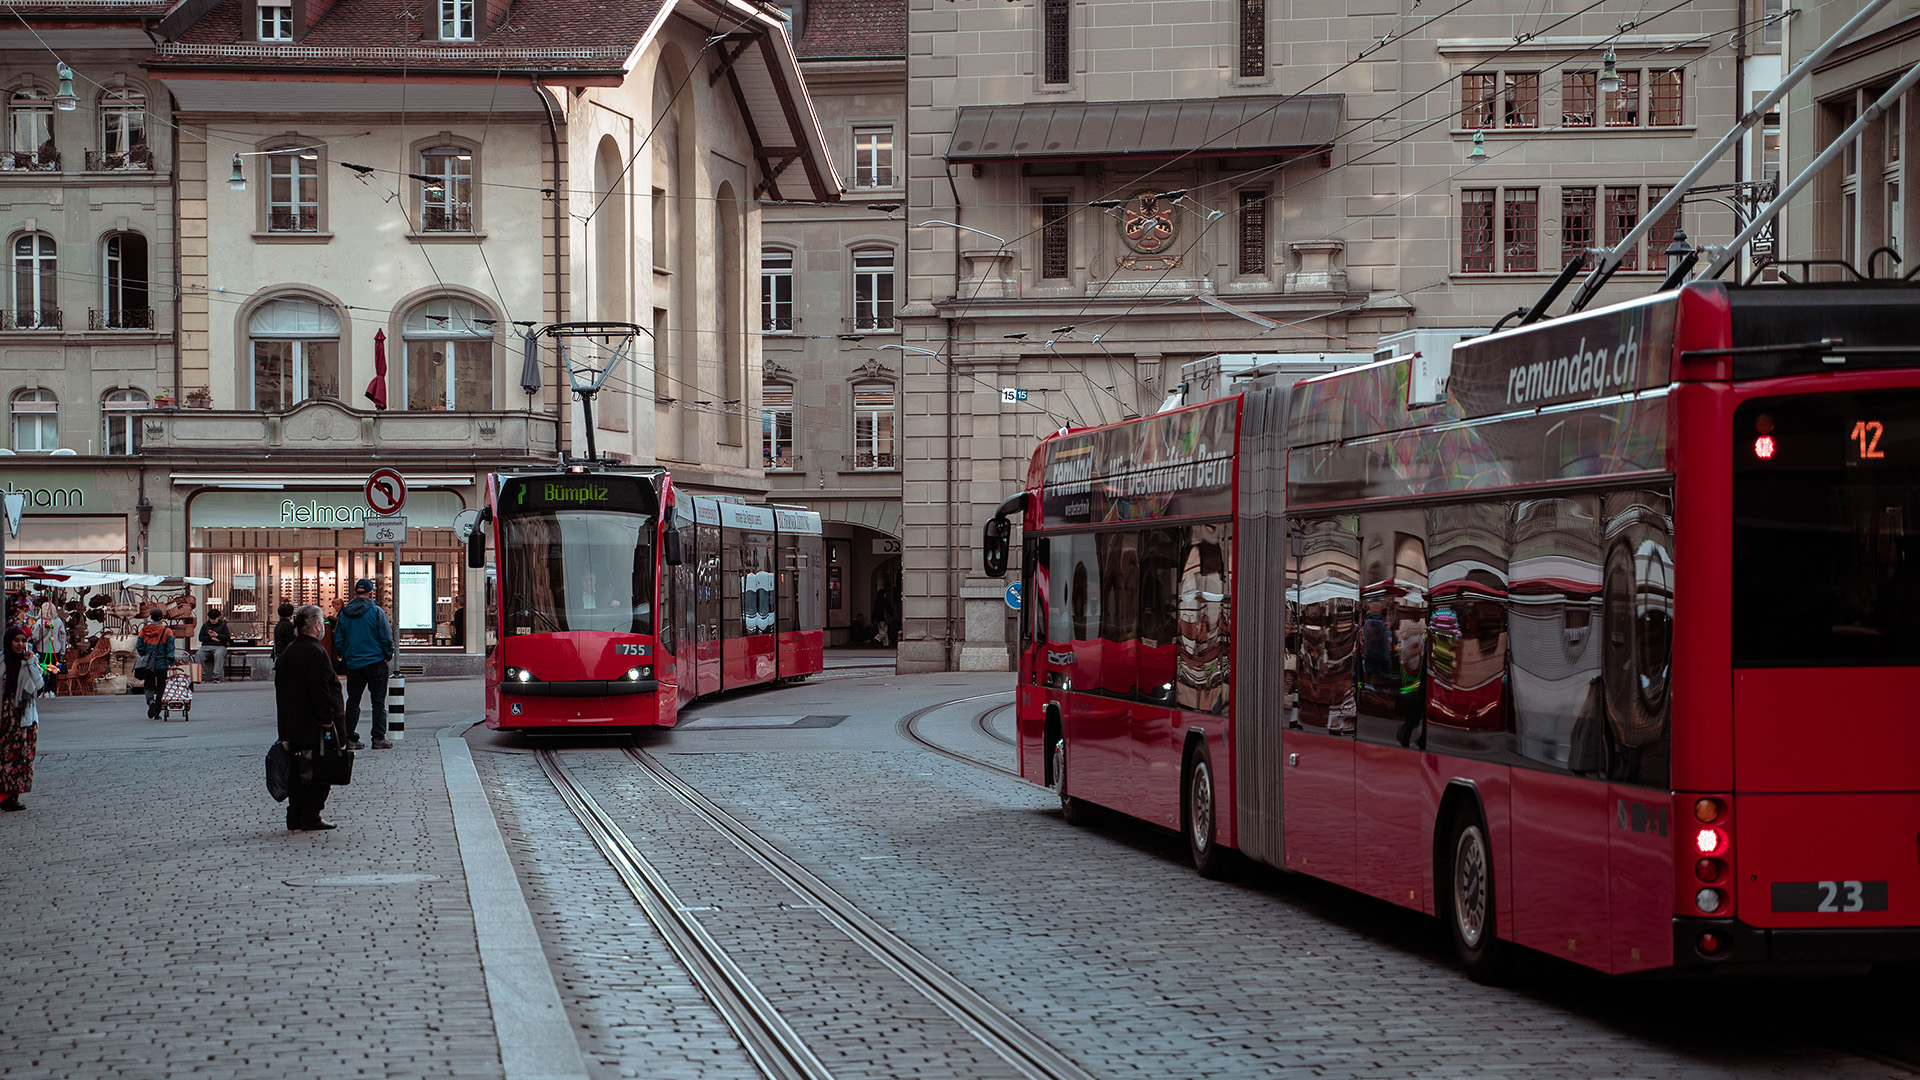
[[500, 510, 654, 636]]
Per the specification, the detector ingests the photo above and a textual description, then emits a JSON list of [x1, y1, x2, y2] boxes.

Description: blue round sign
[[1005, 582, 1022, 611]]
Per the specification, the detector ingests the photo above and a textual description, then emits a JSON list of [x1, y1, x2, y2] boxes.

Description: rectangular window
[[853, 126, 893, 189], [1605, 186, 1641, 271], [762, 384, 794, 470], [1606, 70, 1642, 127], [419, 147, 473, 232], [1461, 189, 1495, 273], [1562, 186, 1596, 269], [266, 150, 319, 232], [1238, 190, 1268, 275], [1462, 73, 1496, 130], [1040, 195, 1070, 279], [1503, 73, 1539, 129], [1649, 69, 1683, 127], [852, 249, 894, 330], [1562, 71, 1596, 128], [1888, 97, 1903, 163], [1043, 0, 1070, 85], [853, 382, 895, 469], [1732, 390, 1920, 665], [1645, 186, 1679, 271], [1238, 0, 1265, 79], [761, 249, 794, 332], [1762, 0, 1782, 44], [1503, 188, 1539, 272], [440, 0, 475, 40], [258, 0, 292, 40]]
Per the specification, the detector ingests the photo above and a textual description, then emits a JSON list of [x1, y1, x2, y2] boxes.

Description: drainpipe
[[943, 168, 964, 670], [535, 75, 566, 460], [169, 91, 183, 404]]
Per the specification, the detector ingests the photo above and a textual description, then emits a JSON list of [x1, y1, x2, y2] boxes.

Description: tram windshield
[[1733, 390, 1920, 666], [497, 475, 656, 636]]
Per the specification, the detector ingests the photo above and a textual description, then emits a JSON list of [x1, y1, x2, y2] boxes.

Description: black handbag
[[265, 742, 292, 802], [319, 733, 355, 786]]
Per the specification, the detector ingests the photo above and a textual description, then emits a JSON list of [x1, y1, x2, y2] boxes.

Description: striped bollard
[[388, 672, 405, 741]]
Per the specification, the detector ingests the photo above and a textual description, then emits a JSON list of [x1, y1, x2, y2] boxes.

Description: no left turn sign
[[365, 468, 407, 516]]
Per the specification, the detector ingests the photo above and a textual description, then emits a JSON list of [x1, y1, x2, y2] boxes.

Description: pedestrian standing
[[197, 608, 232, 682], [333, 578, 395, 751], [271, 603, 296, 666], [277, 605, 343, 831], [0, 627, 44, 811], [135, 609, 176, 720]]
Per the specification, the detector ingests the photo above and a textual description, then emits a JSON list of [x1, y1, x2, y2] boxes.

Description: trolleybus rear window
[[1732, 391, 1920, 666]]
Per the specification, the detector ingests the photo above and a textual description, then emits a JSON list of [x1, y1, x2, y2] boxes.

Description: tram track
[[536, 737, 1098, 1080], [977, 702, 1016, 746], [898, 691, 1021, 779]]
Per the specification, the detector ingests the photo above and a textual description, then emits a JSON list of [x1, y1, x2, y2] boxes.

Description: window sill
[[1453, 125, 1695, 137], [1452, 269, 1674, 280], [251, 230, 333, 244], [407, 231, 487, 244], [838, 468, 900, 476]]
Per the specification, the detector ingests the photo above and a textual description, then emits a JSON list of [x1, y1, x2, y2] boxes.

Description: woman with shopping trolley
[[135, 609, 176, 720]]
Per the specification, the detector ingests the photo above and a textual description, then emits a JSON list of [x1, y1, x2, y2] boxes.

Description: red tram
[[985, 279, 1920, 978], [471, 466, 824, 731]]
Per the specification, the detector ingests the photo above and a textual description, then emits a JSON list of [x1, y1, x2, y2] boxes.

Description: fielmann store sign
[[189, 490, 466, 529]]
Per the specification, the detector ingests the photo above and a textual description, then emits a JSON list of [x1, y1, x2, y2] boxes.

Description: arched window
[[101, 388, 147, 454], [12, 234, 58, 329], [852, 381, 895, 469], [852, 248, 894, 330], [99, 233, 150, 329], [418, 145, 473, 231], [265, 146, 320, 232], [249, 298, 340, 409], [11, 388, 57, 451], [762, 382, 794, 469], [5, 88, 53, 170], [401, 297, 493, 410], [98, 89, 148, 169]]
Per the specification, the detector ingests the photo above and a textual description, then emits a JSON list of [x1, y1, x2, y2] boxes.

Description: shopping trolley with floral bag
[[159, 664, 193, 721]]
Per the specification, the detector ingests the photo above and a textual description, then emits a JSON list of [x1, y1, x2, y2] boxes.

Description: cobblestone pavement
[[477, 672, 1917, 1080], [2, 678, 504, 1080]]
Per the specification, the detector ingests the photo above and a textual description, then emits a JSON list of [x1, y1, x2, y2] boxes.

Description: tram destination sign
[[504, 474, 653, 514], [1041, 397, 1238, 527]]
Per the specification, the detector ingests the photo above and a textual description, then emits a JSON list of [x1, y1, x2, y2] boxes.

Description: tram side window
[[1507, 497, 1603, 768], [1177, 522, 1232, 716], [1287, 516, 1360, 732], [776, 530, 800, 636]]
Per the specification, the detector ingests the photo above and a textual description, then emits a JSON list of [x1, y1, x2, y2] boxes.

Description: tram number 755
[[1771, 880, 1888, 913]]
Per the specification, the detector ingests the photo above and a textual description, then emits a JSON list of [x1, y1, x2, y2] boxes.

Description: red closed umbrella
[[365, 329, 389, 410]]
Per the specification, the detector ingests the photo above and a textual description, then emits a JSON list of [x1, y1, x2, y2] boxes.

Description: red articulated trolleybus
[[983, 279, 1920, 979], [469, 465, 824, 732]]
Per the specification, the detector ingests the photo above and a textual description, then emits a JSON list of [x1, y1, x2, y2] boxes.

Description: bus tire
[[1184, 743, 1227, 879], [1444, 805, 1506, 984], [1054, 735, 1091, 826]]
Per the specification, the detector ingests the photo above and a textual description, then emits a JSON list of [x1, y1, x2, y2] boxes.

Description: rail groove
[[897, 691, 1021, 778], [626, 742, 1098, 1080]]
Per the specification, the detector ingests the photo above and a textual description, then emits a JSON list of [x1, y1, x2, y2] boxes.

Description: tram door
[[693, 498, 723, 697]]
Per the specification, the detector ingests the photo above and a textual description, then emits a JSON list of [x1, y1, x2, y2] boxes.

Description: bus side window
[[1508, 496, 1603, 769], [1285, 516, 1358, 731], [1177, 522, 1232, 716], [1598, 489, 1674, 788], [1136, 528, 1182, 704], [1424, 502, 1510, 736]]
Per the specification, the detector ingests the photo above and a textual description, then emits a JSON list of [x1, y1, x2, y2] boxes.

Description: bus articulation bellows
[[984, 279, 1920, 978], [470, 466, 825, 731]]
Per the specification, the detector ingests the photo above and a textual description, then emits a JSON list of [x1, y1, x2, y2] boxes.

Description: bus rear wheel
[[1053, 735, 1090, 826], [1444, 807, 1506, 984], [1185, 745, 1227, 879]]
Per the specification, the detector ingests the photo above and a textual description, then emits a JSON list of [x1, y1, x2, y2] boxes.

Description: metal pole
[[1566, 0, 1896, 313], [1704, 59, 1920, 280]]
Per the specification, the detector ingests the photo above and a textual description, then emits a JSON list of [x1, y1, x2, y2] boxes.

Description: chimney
[[293, 0, 338, 38]]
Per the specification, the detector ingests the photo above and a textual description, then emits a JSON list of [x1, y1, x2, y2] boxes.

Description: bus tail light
[[1680, 793, 1734, 917], [1695, 888, 1726, 914], [1694, 827, 1727, 856], [1697, 931, 1724, 956]]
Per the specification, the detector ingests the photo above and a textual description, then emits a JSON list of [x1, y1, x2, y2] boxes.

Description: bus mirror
[[467, 528, 486, 569], [664, 528, 684, 566], [982, 516, 1012, 577]]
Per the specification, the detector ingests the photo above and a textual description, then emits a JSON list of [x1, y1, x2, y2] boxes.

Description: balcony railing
[[852, 313, 896, 331], [267, 206, 320, 232], [85, 147, 154, 172], [0, 149, 60, 172], [89, 307, 154, 330], [762, 315, 795, 332], [853, 450, 896, 470], [420, 204, 473, 232], [3, 308, 63, 330]]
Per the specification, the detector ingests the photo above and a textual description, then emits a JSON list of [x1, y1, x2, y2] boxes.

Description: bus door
[[1018, 534, 1050, 781], [1282, 517, 1358, 883], [1057, 531, 1133, 815], [1351, 520, 1431, 910]]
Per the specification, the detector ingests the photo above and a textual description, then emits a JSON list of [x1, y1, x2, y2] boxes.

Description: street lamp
[[228, 154, 248, 191], [1599, 47, 1621, 95], [53, 63, 77, 111], [878, 343, 940, 357]]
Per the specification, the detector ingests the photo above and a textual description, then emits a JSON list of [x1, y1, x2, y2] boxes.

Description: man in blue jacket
[[333, 578, 395, 750]]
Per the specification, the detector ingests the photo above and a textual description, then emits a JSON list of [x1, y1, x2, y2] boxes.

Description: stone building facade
[[897, 0, 1747, 671]]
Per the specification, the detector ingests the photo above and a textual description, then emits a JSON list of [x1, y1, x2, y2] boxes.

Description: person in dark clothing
[[277, 604, 344, 831], [197, 608, 233, 682], [271, 603, 297, 665], [135, 609, 176, 719], [333, 578, 395, 750]]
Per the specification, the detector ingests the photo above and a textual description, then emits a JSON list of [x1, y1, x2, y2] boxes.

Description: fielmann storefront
[[184, 485, 475, 656]]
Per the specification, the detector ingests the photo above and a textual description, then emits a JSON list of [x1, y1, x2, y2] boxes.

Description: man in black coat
[[270, 603, 296, 666], [276, 604, 344, 831]]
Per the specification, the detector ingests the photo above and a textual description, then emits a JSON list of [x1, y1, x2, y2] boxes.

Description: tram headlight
[[504, 666, 534, 683], [625, 667, 641, 681]]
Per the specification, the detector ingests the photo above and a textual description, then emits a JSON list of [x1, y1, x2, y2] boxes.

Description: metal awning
[[945, 95, 1343, 165]]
